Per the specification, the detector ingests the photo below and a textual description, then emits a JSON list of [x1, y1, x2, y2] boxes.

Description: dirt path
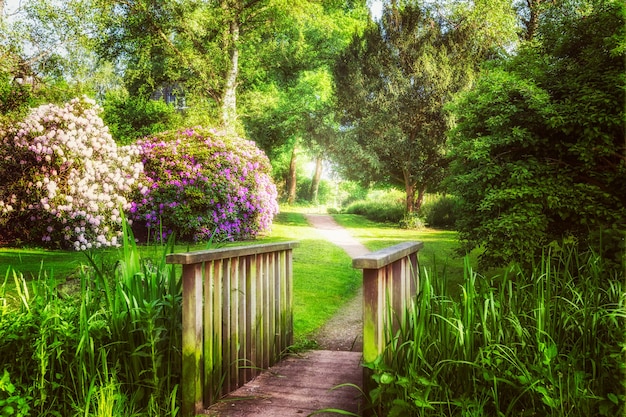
[[304, 214, 369, 352]]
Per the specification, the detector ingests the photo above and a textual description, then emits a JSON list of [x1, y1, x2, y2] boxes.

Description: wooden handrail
[[167, 241, 299, 417], [353, 241, 423, 364]]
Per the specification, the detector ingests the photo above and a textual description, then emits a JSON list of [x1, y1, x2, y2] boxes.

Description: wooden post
[[353, 241, 423, 404], [181, 262, 204, 416]]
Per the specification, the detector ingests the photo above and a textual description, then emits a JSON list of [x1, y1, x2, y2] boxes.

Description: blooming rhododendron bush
[[131, 127, 279, 242], [0, 97, 143, 249]]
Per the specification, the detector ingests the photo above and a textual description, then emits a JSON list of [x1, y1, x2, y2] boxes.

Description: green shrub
[[131, 127, 279, 242], [295, 177, 332, 205], [419, 194, 459, 229], [343, 189, 405, 223], [102, 92, 183, 145], [0, 370, 31, 417], [365, 245, 626, 416], [399, 213, 425, 229]]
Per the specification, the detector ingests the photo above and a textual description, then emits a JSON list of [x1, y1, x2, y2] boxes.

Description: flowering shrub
[[131, 127, 279, 242], [0, 96, 143, 249]]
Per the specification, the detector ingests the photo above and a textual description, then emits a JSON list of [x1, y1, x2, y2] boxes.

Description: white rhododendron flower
[[0, 96, 144, 249]]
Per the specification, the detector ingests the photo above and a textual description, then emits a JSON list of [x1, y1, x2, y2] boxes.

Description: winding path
[[305, 214, 368, 352]]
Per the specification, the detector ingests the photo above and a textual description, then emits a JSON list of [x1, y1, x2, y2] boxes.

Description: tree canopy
[[447, 0, 626, 267], [332, 0, 517, 213]]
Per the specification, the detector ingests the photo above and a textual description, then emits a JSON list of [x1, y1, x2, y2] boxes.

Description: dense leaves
[[448, 0, 625, 267], [333, 0, 517, 213], [131, 127, 279, 242], [367, 247, 625, 416], [0, 236, 182, 416], [102, 91, 183, 145]]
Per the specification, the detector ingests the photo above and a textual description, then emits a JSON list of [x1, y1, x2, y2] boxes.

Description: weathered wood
[[167, 241, 299, 417], [166, 241, 300, 265], [353, 241, 422, 364], [352, 241, 423, 270], [204, 350, 363, 417]]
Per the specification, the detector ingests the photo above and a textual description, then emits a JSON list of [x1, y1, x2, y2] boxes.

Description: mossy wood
[[167, 241, 298, 417], [353, 241, 423, 375]]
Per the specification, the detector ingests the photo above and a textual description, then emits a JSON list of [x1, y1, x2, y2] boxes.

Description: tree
[[0, 0, 116, 113], [333, 0, 517, 213], [241, 0, 369, 202], [447, 0, 625, 268]]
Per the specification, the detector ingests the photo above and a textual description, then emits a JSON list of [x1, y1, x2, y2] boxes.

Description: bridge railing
[[166, 241, 299, 417], [352, 241, 423, 365]]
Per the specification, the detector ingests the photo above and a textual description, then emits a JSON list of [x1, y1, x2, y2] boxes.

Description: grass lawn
[[0, 209, 467, 340], [331, 213, 482, 296]]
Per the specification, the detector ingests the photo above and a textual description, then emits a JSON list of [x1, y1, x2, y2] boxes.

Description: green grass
[[365, 246, 626, 416], [0, 210, 462, 338], [256, 211, 362, 340], [331, 213, 484, 297]]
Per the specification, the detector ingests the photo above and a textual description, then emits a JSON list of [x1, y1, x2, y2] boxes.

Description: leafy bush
[[343, 189, 405, 223], [130, 127, 279, 242], [365, 246, 626, 416], [419, 195, 459, 229], [0, 370, 31, 417], [398, 213, 425, 229], [447, 2, 625, 268], [296, 177, 332, 205], [0, 96, 143, 249], [102, 92, 183, 145]]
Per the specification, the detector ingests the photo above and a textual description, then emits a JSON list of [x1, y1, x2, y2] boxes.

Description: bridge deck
[[204, 350, 363, 416]]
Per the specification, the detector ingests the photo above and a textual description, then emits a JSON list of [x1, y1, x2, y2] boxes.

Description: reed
[[0, 222, 182, 416], [365, 246, 626, 416]]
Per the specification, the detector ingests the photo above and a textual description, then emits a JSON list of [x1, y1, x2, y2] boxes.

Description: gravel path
[[304, 214, 370, 352]]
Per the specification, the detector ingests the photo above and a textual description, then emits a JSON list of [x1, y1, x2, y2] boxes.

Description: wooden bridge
[[167, 225, 423, 417]]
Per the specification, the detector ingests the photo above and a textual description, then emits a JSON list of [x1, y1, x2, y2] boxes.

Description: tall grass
[[0, 223, 182, 417], [365, 245, 626, 416]]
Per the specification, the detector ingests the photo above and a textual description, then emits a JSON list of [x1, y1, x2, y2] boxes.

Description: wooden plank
[[181, 263, 204, 417], [203, 261, 215, 405], [204, 350, 363, 417], [166, 241, 299, 265], [212, 259, 224, 401], [352, 241, 423, 270]]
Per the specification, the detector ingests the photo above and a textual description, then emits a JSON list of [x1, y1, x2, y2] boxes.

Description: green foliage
[[447, 1, 626, 268], [0, 75, 32, 116], [0, 370, 31, 417], [343, 189, 405, 224], [295, 177, 332, 205], [102, 92, 183, 145], [130, 127, 279, 242], [419, 195, 460, 229], [333, 1, 517, 212], [365, 246, 626, 416], [335, 181, 368, 208], [0, 226, 181, 417]]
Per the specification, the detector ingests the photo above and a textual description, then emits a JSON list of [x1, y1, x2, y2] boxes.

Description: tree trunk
[[405, 182, 416, 214], [524, 0, 541, 41], [415, 184, 426, 211], [403, 168, 427, 213], [222, 11, 239, 133], [309, 156, 323, 204], [287, 145, 298, 205]]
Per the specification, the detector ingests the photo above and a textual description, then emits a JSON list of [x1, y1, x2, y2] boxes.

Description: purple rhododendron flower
[[131, 127, 278, 242]]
